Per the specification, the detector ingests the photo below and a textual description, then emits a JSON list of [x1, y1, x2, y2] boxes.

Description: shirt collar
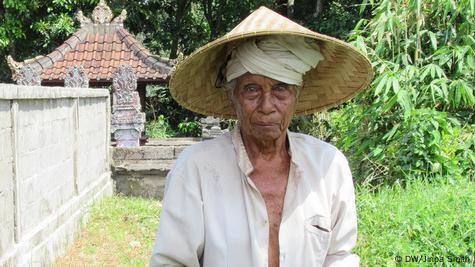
[[231, 125, 302, 176], [232, 125, 254, 176]]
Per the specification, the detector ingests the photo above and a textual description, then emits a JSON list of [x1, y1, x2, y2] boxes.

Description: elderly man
[[150, 6, 373, 267]]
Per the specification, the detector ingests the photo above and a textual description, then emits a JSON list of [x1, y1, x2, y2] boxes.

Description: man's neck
[[240, 129, 289, 163]]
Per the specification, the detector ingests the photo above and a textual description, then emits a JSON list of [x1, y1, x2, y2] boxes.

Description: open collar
[[231, 125, 302, 176]]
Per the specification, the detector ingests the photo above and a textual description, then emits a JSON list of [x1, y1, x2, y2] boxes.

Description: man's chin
[[252, 128, 284, 142]]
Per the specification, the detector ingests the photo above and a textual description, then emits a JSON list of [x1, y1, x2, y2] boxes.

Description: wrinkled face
[[231, 73, 298, 142]]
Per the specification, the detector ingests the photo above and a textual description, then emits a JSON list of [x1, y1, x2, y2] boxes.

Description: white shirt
[[150, 127, 359, 267]]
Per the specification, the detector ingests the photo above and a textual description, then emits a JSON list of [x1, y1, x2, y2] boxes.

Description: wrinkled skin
[[231, 73, 298, 154], [230, 73, 298, 267]]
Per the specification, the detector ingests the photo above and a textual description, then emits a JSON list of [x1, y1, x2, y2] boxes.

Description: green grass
[[356, 178, 475, 266], [54, 178, 474, 266], [54, 196, 161, 267]]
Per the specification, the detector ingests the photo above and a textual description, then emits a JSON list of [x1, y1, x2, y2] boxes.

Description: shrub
[[145, 115, 173, 138], [145, 85, 202, 137], [325, 0, 475, 185]]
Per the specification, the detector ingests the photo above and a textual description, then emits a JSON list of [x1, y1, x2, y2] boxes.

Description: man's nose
[[258, 92, 276, 114]]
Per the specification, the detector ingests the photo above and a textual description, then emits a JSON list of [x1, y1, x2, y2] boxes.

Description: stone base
[[111, 138, 200, 199], [113, 128, 141, 147], [113, 160, 174, 199]]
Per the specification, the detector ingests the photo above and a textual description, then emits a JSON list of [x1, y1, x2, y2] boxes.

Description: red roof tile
[[10, 20, 171, 84]]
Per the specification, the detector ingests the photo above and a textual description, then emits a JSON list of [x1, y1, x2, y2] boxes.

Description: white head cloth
[[225, 35, 324, 86]]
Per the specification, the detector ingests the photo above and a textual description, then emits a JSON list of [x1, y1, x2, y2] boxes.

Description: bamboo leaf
[[392, 78, 400, 93], [360, 0, 369, 14], [467, 55, 475, 69], [420, 65, 431, 80], [461, 81, 475, 106], [430, 83, 439, 103], [385, 76, 394, 96], [434, 65, 446, 78], [374, 75, 388, 95], [428, 31, 438, 50], [382, 95, 398, 112], [383, 123, 400, 141], [397, 90, 412, 117], [452, 80, 462, 107]]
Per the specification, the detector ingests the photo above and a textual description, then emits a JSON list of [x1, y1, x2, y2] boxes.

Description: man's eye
[[244, 86, 259, 93], [274, 85, 288, 91], [273, 84, 291, 96], [247, 86, 258, 91]]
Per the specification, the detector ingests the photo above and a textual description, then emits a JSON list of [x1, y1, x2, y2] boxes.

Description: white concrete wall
[[0, 84, 112, 267]]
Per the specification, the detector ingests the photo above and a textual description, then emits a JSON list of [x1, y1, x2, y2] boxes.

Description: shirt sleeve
[[150, 166, 204, 267], [323, 154, 360, 267]]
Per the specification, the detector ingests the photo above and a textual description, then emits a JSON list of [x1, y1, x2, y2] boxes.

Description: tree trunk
[[314, 0, 324, 18], [170, 38, 179, 59], [201, 0, 227, 40], [170, 0, 192, 59]]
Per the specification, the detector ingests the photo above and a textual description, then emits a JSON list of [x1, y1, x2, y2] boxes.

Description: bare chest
[[250, 164, 289, 267], [251, 170, 288, 223]]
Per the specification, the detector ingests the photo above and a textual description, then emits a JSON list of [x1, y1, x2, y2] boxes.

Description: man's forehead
[[237, 73, 289, 86]]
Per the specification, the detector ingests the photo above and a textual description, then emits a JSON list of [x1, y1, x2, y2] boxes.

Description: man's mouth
[[254, 122, 278, 127]]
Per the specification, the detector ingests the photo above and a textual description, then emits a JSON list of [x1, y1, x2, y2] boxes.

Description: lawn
[[53, 197, 161, 267], [54, 178, 474, 266]]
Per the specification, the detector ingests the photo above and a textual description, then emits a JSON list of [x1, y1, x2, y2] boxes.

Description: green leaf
[[397, 90, 412, 117], [420, 65, 431, 80], [374, 75, 388, 96], [383, 124, 400, 141], [372, 146, 384, 157], [467, 55, 475, 69], [382, 95, 398, 112], [430, 65, 436, 79], [392, 78, 400, 93], [360, 0, 369, 14], [428, 31, 438, 50]]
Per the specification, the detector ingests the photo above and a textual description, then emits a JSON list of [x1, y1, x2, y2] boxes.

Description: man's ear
[[226, 90, 237, 112]]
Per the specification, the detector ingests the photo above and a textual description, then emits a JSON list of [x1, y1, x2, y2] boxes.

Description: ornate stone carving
[[111, 64, 145, 147], [65, 65, 89, 88], [200, 116, 227, 139], [76, 11, 92, 27], [16, 65, 41, 86], [113, 64, 137, 92], [6, 55, 21, 81], [92, 0, 113, 24], [112, 10, 127, 23]]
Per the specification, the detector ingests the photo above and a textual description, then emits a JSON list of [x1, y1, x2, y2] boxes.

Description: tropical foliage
[[329, 0, 475, 185]]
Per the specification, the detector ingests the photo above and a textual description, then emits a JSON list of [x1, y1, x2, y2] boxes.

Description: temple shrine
[[7, 0, 173, 147]]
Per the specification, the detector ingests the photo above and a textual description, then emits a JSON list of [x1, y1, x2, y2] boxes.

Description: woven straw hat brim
[[170, 7, 374, 119]]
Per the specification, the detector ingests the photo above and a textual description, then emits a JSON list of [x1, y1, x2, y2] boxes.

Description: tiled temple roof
[[7, 0, 172, 84]]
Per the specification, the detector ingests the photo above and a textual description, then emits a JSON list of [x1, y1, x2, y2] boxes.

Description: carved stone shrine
[[15, 65, 41, 86], [7, 0, 173, 146], [200, 116, 228, 139], [111, 65, 146, 147], [64, 65, 89, 88]]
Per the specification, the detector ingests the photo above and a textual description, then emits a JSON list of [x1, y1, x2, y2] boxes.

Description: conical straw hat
[[170, 6, 373, 119]]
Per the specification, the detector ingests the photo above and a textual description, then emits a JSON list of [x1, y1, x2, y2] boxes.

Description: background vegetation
[[335, 0, 475, 185], [3, 0, 473, 264]]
